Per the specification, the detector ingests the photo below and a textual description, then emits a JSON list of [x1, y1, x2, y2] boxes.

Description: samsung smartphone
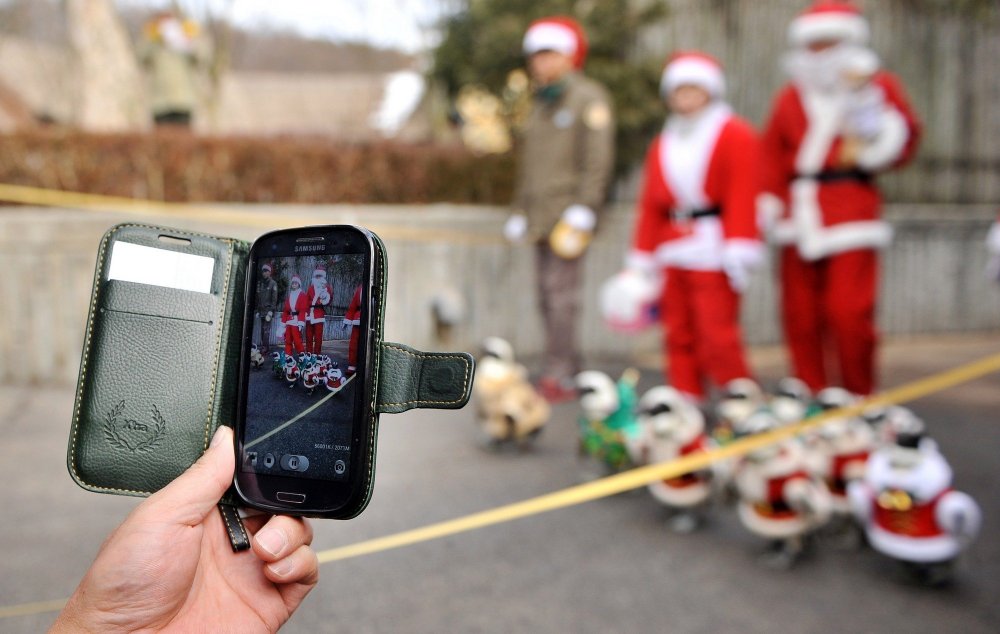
[[234, 225, 377, 517]]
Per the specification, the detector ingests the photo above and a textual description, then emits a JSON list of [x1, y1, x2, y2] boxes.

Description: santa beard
[[783, 43, 872, 94]]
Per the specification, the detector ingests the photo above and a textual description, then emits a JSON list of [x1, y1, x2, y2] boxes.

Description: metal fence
[[636, 0, 1000, 204]]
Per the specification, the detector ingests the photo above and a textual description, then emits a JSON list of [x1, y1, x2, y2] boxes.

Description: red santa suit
[[629, 52, 763, 400], [344, 285, 362, 374], [848, 436, 981, 564], [760, 2, 921, 395], [305, 268, 332, 355], [282, 276, 308, 356]]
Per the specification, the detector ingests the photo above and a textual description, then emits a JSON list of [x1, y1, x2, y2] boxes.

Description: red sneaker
[[537, 377, 577, 404]]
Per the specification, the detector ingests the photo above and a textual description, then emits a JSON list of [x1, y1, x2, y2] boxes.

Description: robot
[[249, 344, 265, 370], [300, 359, 322, 395], [733, 410, 832, 568], [473, 337, 549, 449], [633, 385, 715, 533], [848, 430, 981, 585], [769, 377, 812, 426], [283, 354, 300, 388], [575, 369, 641, 475], [713, 377, 766, 444]]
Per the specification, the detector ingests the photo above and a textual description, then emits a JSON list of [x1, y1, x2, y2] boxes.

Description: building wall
[[1, 203, 997, 386]]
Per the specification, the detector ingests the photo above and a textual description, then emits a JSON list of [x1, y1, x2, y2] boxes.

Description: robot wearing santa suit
[[760, 1, 921, 396], [304, 267, 332, 355], [621, 51, 763, 403], [848, 431, 982, 584], [733, 411, 832, 568], [281, 274, 309, 356], [343, 285, 362, 376], [634, 385, 715, 533]]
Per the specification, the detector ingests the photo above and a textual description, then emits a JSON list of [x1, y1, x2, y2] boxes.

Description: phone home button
[[275, 491, 306, 504]]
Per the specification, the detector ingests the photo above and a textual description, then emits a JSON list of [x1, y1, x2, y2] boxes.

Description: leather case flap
[[376, 343, 475, 414]]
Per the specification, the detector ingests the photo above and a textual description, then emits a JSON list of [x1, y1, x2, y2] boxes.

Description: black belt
[[672, 205, 721, 221], [795, 169, 872, 184]]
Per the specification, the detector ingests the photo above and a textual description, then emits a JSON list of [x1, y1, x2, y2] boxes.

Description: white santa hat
[[660, 51, 726, 99], [788, 1, 870, 47], [522, 16, 588, 69], [312, 268, 326, 279], [290, 274, 301, 286]]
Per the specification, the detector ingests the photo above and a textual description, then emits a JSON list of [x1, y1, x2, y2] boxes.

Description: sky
[[117, 0, 455, 53]]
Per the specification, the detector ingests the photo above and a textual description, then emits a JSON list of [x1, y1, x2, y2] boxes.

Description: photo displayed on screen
[[241, 253, 365, 481]]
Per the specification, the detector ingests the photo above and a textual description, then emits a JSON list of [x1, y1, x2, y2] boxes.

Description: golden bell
[[549, 221, 592, 260]]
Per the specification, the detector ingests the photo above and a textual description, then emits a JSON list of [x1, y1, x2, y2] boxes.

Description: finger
[[263, 544, 320, 587], [141, 426, 235, 525], [252, 516, 314, 562]]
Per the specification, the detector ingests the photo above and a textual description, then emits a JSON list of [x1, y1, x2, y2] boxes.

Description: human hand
[[266, 311, 273, 322], [52, 427, 318, 633]]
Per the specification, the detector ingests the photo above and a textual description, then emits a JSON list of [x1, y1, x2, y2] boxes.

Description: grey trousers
[[535, 242, 584, 380]]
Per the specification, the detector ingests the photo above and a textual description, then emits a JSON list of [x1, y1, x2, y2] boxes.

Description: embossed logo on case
[[103, 400, 167, 453]]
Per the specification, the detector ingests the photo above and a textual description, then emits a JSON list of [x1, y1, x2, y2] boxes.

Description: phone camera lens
[[271, 243, 278, 251]]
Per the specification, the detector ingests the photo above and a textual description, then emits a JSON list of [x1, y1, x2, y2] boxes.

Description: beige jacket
[[512, 71, 615, 237]]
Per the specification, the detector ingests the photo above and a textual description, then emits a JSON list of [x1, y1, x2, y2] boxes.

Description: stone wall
[[1, 202, 998, 386]]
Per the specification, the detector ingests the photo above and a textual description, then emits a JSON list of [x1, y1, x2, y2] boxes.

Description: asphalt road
[[1, 336, 998, 633]]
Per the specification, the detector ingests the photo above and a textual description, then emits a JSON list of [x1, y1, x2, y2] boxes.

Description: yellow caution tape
[[3, 350, 997, 619], [317, 350, 1000, 562], [0, 183, 504, 245]]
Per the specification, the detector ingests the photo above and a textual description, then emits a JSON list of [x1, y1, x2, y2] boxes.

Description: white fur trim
[[757, 192, 785, 237], [648, 479, 711, 508], [662, 102, 732, 211], [625, 249, 658, 274], [789, 12, 869, 47], [866, 525, 960, 563], [855, 106, 910, 171], [864, 445, 952, 502], [737, 501, 810, 539], [661, 57, 726, 98], [791, 179, 893, 260], [653, 216, 724, 269], [523, 22, 577, 57]]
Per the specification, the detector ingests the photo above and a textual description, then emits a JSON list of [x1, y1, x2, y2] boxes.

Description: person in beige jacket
[[504, 15, 615, 403], [138, 11, 206, 127]]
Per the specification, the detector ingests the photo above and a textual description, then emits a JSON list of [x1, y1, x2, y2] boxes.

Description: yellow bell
[[548, 220, 592, 260]]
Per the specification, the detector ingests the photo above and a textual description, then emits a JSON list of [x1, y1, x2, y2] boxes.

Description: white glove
[[721, 240, 764, 293], [561, 204, 596, 232], [600, 266, 663, 332], [503, 214, 528, 243], [265, 311, 272, 322], [845, 84, 886, 141]]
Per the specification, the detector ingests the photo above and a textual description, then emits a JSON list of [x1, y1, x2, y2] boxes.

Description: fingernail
[[256, 527, 287, 557], [210, 426, 229, 448], [267, 560, 294, 578]]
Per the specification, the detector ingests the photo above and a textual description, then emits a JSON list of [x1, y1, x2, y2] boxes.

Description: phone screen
[[240, 247, 367, 484]]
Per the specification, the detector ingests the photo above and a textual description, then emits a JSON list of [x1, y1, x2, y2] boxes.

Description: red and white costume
[[282, 275, 308, 356], [305, 268, 332, 355], [735, 439, 832, 540], [344, 285, 362, 373], [629, 52, 763, 400], [634, 386, 714, 509], [806, 418, 874, 514], [760, 2, 921, 395], [848, 438, 981, 563]]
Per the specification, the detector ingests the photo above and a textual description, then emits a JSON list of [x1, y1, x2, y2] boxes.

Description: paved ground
[[1, 335, 999, 633]]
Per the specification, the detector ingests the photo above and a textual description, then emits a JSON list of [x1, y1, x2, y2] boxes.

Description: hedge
[[0, 129, 517, 205]]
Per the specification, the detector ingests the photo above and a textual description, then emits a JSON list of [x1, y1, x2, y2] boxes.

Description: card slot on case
[[101, 279, 218, 324]]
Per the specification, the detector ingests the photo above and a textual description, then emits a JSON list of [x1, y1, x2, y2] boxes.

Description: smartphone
[[233, 225, 378, 517]]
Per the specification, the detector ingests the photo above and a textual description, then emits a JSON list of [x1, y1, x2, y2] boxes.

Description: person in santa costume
[[343, 285, 363, 376], [847, 430, 981, 584], [760, 1, 921, 396], [305, 267, 332, 355], [281, 274, 308, 357], [609, 51, 763, 403]]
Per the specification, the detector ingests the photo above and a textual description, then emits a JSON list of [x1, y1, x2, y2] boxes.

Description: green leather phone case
[[69, 224, 474, 544]]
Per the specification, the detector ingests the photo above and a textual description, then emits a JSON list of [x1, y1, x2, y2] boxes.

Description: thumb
[[142, 426, 236, 526]]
